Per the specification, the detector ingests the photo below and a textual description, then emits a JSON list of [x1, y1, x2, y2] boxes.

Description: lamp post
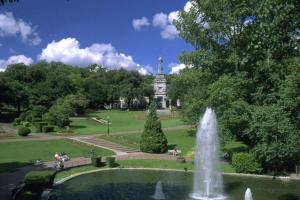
[[107, 116, 110, 136]]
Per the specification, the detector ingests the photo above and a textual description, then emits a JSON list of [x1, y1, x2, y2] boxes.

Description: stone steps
[[69, 136, 140, 155]]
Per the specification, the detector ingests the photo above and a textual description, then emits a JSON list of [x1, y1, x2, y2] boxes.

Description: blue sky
[[0, 0, 193, 74]]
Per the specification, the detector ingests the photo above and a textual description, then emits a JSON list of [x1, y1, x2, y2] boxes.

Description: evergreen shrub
[[18, 127, 31, 136]]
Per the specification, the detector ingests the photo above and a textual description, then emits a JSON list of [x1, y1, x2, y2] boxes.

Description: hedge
[[91, 156, 102, 167], [18, 127, 31, 136], [232, 152, 262, 174], [106, 157, 116, 168], [24, 170, 56, 193]]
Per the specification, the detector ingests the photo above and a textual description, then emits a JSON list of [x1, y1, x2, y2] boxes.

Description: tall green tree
[[140, 102, 168, 153], [171, 0, 300, 172]]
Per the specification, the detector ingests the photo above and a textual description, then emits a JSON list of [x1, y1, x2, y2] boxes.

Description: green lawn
[[70, 110, 183, 135], [100, 129, 195, 156], [0, 140, 114, 173]]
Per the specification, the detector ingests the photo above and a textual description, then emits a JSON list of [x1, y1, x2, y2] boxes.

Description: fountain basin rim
[[54, 167, 296, 185], [189, 193, 227, 200]]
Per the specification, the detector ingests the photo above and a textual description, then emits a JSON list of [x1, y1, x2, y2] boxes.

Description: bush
[[91, 156, 102, 167], [223, 141, 248, 159], [34, 122, 48, 132], [106, 157, 116, 168], [42, 126, 54, 133], [24, 170, 56, 193], [140, 103, 168, 153], [32, 117, 42, 122], [91, 156, 101, 167], [232, 153, 262, 174], [13, 118, 22, 125], [23, 121, 30, 127], [18, 127, 31, 136]]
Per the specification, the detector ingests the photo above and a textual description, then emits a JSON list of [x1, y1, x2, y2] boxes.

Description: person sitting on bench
[[173, 147, 178, 156]]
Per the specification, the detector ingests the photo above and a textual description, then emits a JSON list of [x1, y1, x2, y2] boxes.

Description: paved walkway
[[0, 123, 16, 134]]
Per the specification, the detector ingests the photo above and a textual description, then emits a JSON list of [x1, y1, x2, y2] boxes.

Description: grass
[[55, 165, 99, 181], [100, 129, 195, 155], [54, 159, 235, 181], [0, 140, 114, 173], [70, 110, 183, 135], [118, 160, 235, 173]]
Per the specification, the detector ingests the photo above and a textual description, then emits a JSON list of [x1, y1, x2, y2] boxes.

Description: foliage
[[0, 0, 18, 6], [13, 117, 21, 125], [106, 157, 116, 168], [63, 93, 89, 115], [170, 0, 300, 172], [222, 141, 248, 158], [245, 105, 300, 172], [42, 126, 54, 133], [91, 156, 102, 167], [232, 153, 262, 174], [34, 122, 48, 132], [24, 170, 56, 192], [18, 127, 31, 136], [140, 103, 168, 153]]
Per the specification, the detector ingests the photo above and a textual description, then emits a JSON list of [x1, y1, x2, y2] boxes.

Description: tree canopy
[[169, 0, 300, 173]]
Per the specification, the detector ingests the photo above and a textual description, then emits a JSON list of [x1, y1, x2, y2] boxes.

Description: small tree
[[140, 102, 168, 153]]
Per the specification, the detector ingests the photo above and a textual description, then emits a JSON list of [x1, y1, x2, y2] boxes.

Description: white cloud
[[0, 55, 33, 71], [152, 12, 179, 39], [135, 1, 192, 40], [0, 12, 41, 45], [132, 17, 150, 30], [170, 63, 187, 74], [184, 1, 192, 12], [0, 43, 2, 47], [161, 25, 179, 39], [168, 11, 180, 24], [153, 13, 168, 28], [38, 37, 151, 75]]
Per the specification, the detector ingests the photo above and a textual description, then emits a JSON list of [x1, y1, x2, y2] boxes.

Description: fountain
[[190, 108, 226, 200], [244, 188, 253, 200], [152, 181, 166, 200]]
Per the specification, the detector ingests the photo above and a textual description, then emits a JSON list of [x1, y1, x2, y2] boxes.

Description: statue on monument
[[158, 57, 164, 74]]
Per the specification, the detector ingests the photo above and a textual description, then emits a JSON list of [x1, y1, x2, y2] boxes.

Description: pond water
[[52, 169, 300, 200]]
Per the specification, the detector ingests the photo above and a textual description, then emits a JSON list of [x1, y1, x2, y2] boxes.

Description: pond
[[52, 169, 300, 200]]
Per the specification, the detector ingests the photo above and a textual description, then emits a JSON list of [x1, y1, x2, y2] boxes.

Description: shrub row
[[24, 170, 56, 193], [91, 156, 116, 168]]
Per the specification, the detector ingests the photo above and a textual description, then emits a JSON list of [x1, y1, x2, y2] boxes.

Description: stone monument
[[154, 57, 168, 109]]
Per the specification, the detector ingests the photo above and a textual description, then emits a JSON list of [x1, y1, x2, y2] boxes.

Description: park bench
[[168, 149, 182, 156]]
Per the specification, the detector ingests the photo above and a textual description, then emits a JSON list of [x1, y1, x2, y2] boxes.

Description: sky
[[0, 0, 193, 74]]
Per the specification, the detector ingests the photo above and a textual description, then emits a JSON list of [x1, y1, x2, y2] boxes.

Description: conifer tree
[[140, 102, 168, 153]]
